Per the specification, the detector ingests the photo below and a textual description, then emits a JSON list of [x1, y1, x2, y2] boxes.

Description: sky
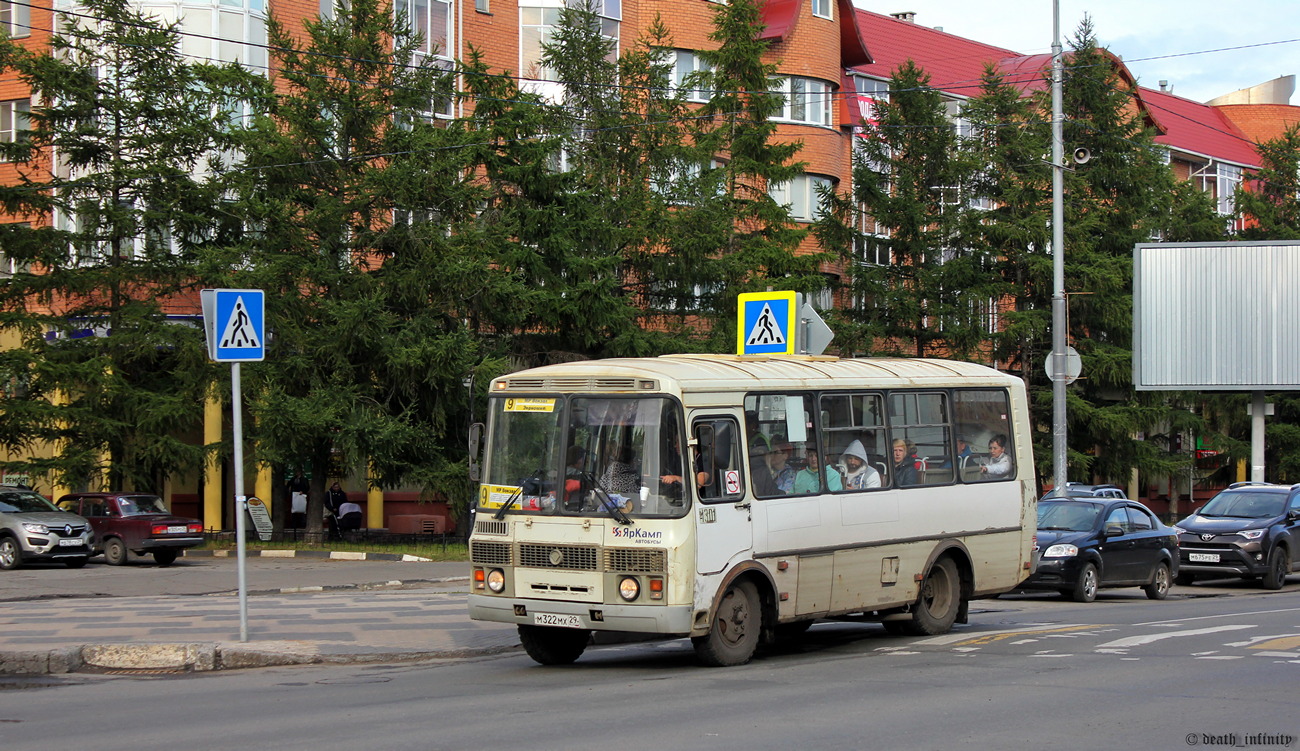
[[851, 1, 1300, 104]]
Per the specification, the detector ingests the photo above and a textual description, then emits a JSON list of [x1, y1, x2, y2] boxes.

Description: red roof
[[848, 8, 1259, 166], [1141, 87, 1260, 168]]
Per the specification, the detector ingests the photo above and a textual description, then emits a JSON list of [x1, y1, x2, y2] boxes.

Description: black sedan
[[1022, 497, 1179, 602]]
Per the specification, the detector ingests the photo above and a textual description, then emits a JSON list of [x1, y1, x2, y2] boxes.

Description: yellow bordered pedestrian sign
[[737, 291, 796, 355]]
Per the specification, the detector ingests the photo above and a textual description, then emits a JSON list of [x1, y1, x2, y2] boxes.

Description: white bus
[[467, 354, 1036, 666]]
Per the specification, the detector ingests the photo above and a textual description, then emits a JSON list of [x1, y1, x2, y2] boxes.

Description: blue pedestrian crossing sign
[[201, 289, 265, 362], [737, 291, 796, 355]]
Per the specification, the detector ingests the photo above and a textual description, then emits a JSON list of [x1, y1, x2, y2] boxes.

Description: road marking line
[[1135, 606, 1300, 627], [918, 624, 1099, 647], [1095, 624, 1255, 649]]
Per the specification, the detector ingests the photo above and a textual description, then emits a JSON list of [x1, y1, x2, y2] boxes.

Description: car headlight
[[22, 522, 49, 534], [1237, 529, 1265, 540], [486, 569, 506, 593], [618, 576, 640, 602], [1043, 544, 1079, 558]]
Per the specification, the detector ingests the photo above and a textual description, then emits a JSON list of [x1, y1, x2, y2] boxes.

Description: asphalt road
[[3, 584, 1298, 751]]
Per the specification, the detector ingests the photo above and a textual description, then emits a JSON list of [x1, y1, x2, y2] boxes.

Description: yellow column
[[50, 391, 70, 501], [367, 464, 384, 530], [255, 463, 272, 504], [203, 387, 223, 530]]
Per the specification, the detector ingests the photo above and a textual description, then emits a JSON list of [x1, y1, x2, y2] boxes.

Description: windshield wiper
[[584, 473, 632, 526], [493, 468, 543, 520]]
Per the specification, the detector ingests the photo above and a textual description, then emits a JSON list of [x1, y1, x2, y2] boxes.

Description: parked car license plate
[[1189, 553, 1220, 563], [58, 539, 82, 547], [166, 525, 188, 534], [533, 612, 582, 628]]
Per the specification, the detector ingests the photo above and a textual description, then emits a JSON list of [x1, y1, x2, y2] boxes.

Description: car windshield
[[1037, 501, 1102, 532], [0, 490, 59, 514], [118, 496, 168, 515], [1197, 490, 1286, 519]]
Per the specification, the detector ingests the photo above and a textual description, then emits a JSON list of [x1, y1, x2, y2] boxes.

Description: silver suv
[[0, 485, 94, 570]]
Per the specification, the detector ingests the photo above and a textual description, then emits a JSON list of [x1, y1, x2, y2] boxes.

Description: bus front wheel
[[693, 579, 761, 667], [902, 558, 962, 636], [518, 624, 590, 665]]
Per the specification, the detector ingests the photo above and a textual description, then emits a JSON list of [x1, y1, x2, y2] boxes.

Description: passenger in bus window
[[892, 439, 919, 487], [795, 448, 843, 493], [600, 442, 640, 494], [660, 432, 708, 498], [980, 434, 1013, 479], [769, 440, 797, 494], [838, 439, 881, 489], [564, 445, 587, 509], [750, 444, 780, 497]]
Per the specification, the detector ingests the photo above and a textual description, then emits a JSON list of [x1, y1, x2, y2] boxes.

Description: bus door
[[692, 416, 750, 575]]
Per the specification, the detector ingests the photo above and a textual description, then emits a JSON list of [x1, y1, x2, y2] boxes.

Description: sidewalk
[[0, 553, 523, 675]]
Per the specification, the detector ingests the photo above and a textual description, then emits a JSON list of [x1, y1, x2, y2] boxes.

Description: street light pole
[[1051, 0, 1068, 491]]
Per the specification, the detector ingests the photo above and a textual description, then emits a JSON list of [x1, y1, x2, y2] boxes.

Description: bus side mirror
[[468, 423, 484, 482]]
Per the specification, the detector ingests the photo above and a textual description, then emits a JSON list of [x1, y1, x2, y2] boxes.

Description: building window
[[521, 0, 619, 83], [395, 0, 452, 59], [672, 50, 713, 102], [475, 0, 487, 11], [769, 173, 834, 222], [1, 0, 30, 37], [772, 77, 833, 127], [854, 75, 889, 125], [136, 0, 270, 72], [1216, 163, 1242, 216], [810, 0, 831, 20], [0, 99, 30, 160]]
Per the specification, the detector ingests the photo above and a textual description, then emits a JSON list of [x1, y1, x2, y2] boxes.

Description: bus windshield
[[480, 395, 690, 519]]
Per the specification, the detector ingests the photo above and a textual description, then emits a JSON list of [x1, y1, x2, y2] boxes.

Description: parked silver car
[[0, 485, 94, 570]]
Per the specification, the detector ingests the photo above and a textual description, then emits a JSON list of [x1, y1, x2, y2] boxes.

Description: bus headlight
[[486, 569, 506, 593], [618, 576, 640, 601]]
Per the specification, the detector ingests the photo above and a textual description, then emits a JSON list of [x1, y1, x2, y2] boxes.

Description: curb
[[0, 639, 521, 675], [184, 549, 433, 562]]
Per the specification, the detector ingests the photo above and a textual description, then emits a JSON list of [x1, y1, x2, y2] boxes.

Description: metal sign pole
[[232, 361, 248, 642], [1050, 0, 1069, 491]]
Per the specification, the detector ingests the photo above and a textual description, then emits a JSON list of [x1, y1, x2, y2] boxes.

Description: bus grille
[[603, 548, 666, 573], [474, 519, 509, 536], [498, 377, 639, 392], [470, 541, 513, 566], [519, 543, 598, 571]]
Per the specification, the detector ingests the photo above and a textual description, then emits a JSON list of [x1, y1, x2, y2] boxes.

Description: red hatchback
[[57, 493, 204, 566]]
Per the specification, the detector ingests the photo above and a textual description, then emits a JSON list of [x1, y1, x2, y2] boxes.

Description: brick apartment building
[[1, 0, 1297, 526]]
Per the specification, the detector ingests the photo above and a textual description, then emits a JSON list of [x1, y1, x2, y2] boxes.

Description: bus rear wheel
[[517, 625, 590, 665], [693, 579, 761, 667], [901, 558, 962, 636]]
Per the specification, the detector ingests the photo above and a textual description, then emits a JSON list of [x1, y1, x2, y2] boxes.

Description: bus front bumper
[[468, 594, 695, 636]]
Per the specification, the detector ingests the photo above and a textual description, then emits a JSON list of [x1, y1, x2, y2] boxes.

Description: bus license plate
[[533, 613, 582, 629], [1189, 553, 1220, 563]]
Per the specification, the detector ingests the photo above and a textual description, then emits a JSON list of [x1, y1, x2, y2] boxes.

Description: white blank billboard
[[1133, 241, 1300, 391]]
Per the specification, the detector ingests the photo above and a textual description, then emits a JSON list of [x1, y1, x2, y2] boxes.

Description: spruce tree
[[221, 0, 490, 534], [0, 0, 246, 491], [834, 61, 976, 358], [1236, 125, 1300, 241]]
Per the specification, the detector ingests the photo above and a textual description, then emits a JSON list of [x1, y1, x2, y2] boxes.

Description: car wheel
[[0, 537, 22, 570], [64, 557, 88, 569], [1174, 571, 1196, 587], [1144, 562, 1170, 600], [153, 550, 178, 567], [104, 538, 128, 566], [693, 579, 762, 667], [1071, 562, 1099, 603], [901, 558, 962, 636], [1262, 546, 1290, 590]]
